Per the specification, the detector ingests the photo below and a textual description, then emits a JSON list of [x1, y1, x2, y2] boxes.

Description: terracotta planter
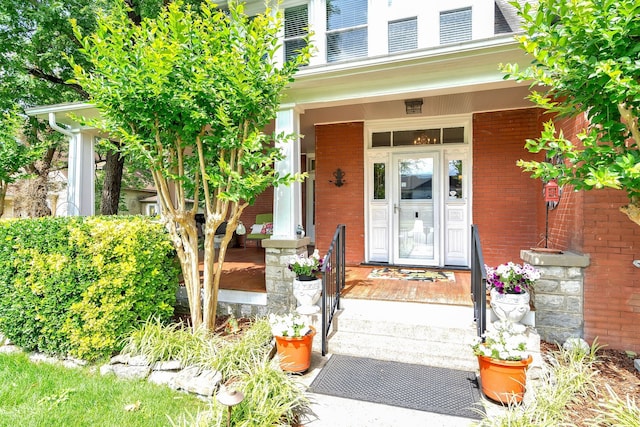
[[275, 326, 316, 373], [477, 354, 532, 404]]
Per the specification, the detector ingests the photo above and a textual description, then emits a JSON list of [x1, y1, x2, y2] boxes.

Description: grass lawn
[[0, 352, 209, 427]]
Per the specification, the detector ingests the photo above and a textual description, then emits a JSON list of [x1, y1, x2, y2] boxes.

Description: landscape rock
[[0, 345, 21, 354], [562, 337, 590, 352], [153, 360, 182, 371], [148, 370, 178, 386], [112, 364, 151, 380], [128, 355, 150, 367], [171, 366, 201, 390], [29, 352, 59, 364], [110, 354, 130, 365], [634, 359, 640, 373], [100, 364, 115, 376], [182, 369, 222, 397]]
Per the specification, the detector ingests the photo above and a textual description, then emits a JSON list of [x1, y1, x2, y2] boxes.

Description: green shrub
[[0, 216, 179, 360]]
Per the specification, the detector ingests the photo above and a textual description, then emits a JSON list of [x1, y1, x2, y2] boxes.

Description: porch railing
[[471, 224, 487, 337], [320, 224, 346, 356]]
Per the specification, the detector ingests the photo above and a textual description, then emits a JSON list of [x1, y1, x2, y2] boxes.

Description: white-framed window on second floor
[[326, 0, 368, 63], [440, 7, 472, 45], [284, 4, 309, 62], [388, 17, 417, 54]]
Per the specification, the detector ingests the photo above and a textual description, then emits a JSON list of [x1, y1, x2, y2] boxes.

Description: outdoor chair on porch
[[247, 213, 273, 247]]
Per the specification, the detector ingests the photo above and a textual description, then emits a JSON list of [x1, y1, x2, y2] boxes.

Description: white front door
[[393, 153, 439, 266]]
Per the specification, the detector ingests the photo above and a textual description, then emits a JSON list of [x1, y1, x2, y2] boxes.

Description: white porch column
[[67, 131, 95, 216], [272, 105, 302, 240]]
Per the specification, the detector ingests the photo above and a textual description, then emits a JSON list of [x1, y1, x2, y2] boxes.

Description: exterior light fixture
[[404, 98, 423, 114], [217, 385, 245, 427], [330, 168, 346, 187]]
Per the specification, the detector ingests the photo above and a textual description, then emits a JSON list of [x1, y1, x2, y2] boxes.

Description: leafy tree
[[0, 0, 204, 215], [70, 0, 311, 330], [503, 0, 640, 224], [0, 109, 30, 217]]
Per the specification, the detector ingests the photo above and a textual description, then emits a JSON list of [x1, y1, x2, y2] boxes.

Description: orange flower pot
[[275, 326, 316, 373], [477, 354, 532, 404]]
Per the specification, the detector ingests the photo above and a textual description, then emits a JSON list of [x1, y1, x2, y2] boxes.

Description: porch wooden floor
[[216, 247, 472, 306]]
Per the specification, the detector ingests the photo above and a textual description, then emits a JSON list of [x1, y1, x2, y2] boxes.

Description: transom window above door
[[371, 127, 465, 148]]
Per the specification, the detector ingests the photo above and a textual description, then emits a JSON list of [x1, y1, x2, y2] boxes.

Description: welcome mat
[[310, 355, 482, 419], [367, 267, 455, 282]]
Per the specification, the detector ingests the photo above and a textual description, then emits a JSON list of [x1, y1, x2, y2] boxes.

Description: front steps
[[326, 299, 480, 371]]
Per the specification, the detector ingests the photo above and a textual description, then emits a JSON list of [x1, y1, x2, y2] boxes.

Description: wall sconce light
[[330, 168, 346, 187], [404, 98, 423, 115]]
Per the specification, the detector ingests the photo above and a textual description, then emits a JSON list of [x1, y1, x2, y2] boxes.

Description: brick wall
[[315, 122, 365, 265], [547, 115, 588, 251], [472, 108, 545, 265], [582, 189, 640, 352]]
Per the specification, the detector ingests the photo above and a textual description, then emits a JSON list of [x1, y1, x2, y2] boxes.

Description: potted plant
[[288, 249, 323, 280], [269, 313, 316, 373], [472, 321, 533, 404], [486, 262, 540, 324], [288, 250, 324, 314]]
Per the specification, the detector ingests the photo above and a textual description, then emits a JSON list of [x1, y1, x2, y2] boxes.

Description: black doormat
[[309, 355, 483, 420]]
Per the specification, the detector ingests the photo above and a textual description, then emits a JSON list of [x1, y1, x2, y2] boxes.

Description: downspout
[[48, 112, 73, 137], [49, 112, 78, 215]]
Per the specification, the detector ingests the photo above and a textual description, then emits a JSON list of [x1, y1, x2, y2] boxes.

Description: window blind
[[388, 17, 417, 54], [284, 4, 309, 62], [326, 0, 368, 62], [440, 7, 472, 45]]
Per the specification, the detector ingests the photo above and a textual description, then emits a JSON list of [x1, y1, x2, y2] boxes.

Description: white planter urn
[[490, 288, 530, 324], [293, 277, 322, 315]]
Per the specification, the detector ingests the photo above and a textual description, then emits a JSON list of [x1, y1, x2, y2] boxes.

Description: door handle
[[394, 204, 398, 214]]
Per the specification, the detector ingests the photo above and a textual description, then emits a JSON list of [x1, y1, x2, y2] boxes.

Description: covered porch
[[215, 246, 471, 307]]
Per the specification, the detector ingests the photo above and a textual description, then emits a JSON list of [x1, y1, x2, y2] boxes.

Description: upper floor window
[[284, 4, 309, 62], [388, 17, 417, 54], [440, 7, 472, 44], [326, 0, 368, 62]]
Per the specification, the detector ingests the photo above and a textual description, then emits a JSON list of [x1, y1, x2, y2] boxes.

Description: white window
[[440, 7, 472, 44], [284, 4, 308, 62], [326, 0, 368, 62], [388, 17, 417, 54]]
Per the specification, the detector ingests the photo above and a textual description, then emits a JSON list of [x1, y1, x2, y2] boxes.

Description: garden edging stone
[[103, 354, 223, 397]]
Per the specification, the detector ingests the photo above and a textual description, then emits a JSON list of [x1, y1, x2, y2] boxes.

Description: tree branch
[[27, 68, 89, 99]]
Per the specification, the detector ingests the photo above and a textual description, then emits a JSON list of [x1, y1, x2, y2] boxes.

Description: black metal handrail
[[320, 224, 346, 355], [471, 224, 487, 337]]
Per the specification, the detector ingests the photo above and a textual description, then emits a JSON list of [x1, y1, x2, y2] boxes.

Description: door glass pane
[[448, 160, 463, 199], [394, 129, 440, 146], [373, 163, 385, 199], [372, 132, 391, 147], [398, 158, 434, 260]]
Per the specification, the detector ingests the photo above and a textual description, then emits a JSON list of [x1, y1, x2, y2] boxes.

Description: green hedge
[[0, 216, 179, 360]]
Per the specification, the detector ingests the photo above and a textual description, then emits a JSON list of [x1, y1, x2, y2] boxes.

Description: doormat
[[310, 355, 482, 419], [367, 267, 455, 282]]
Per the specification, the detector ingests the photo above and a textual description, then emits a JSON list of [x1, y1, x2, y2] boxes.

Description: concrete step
[[326, 299, 479, 371]]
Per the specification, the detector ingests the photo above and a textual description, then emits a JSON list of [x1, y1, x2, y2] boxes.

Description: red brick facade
[[249, 108, 640, 352], [315, 122, 365, 265], [472, 108, 546, 265]]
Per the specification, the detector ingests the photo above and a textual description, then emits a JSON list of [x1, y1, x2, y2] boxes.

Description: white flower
[[471, 320, 530, 361]]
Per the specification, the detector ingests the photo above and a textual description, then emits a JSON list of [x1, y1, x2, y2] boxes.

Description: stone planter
[[490, 289, 530, 324], [293, 277, 322, 314]]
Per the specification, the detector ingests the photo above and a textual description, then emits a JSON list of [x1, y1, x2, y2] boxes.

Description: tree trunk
[[0, 183, 6, 218], [100, 148, 125, 215], [620, 202, 640, 227]]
